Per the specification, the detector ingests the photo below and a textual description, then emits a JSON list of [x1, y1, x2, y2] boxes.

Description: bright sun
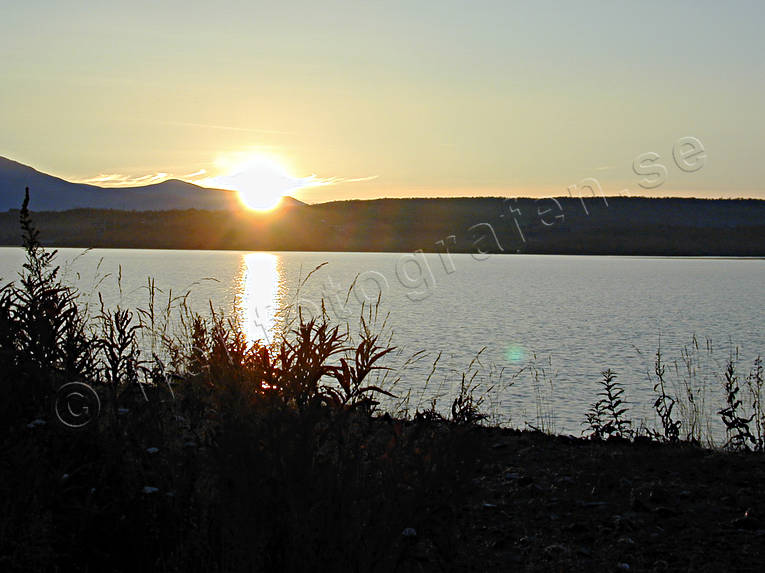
[[203, 153, 314, 211]]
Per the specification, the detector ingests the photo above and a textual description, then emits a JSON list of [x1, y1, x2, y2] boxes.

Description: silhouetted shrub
[[718, 351, 756, 451], [584, 369, 632, 440], [649, 346, 681, 443]]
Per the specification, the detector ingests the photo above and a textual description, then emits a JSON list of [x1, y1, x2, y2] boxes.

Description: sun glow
[[201, 153, 316, 211]]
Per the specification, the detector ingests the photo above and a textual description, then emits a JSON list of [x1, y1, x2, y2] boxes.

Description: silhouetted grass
[[0, 190, 485, 572]]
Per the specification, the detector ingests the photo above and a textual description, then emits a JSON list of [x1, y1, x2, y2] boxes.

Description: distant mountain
[[276, 195, 307, 208], [0, 156, 241, 211]]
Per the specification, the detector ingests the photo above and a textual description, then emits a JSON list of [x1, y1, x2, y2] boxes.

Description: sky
[[1, 0, 764, 204]]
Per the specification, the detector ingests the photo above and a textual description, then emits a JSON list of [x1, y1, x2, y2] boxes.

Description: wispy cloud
[[73, 168, 378, 191], [182, 169, 207, 179], [73, 173, 169, 187], [307, 174, 380, 186]]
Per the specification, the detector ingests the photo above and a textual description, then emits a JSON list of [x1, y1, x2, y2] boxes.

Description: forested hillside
[[1, 196, 763, 255]]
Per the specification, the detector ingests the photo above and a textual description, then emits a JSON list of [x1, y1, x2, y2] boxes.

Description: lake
[[1, 247, 763, 438]]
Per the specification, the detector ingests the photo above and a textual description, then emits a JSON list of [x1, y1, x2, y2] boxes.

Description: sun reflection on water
[[234, 253, 286, 345]]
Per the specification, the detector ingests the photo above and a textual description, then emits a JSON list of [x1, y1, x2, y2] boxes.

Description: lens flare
[[505, 344, 526, 363]]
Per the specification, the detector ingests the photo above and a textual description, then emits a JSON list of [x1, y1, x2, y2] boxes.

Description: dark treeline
[[1, 196, 764, 255]]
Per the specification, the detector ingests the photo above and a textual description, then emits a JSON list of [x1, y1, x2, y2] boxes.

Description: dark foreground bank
[[456, 427, 765, 572], [4, 418, 765, 573]]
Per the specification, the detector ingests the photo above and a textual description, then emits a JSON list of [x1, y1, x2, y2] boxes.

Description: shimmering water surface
[[1, 247, 763, 435]]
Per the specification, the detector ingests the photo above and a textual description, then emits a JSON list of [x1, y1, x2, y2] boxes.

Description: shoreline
[[1, 244, 765, 259]]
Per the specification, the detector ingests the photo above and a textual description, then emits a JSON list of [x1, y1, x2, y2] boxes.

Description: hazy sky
[[2, 0, 764, 202]]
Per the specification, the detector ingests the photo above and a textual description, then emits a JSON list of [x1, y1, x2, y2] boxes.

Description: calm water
[[1, 247, 763, 436]]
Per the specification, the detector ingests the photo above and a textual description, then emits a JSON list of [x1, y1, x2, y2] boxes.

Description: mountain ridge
[[0, 156, 242, 211]]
